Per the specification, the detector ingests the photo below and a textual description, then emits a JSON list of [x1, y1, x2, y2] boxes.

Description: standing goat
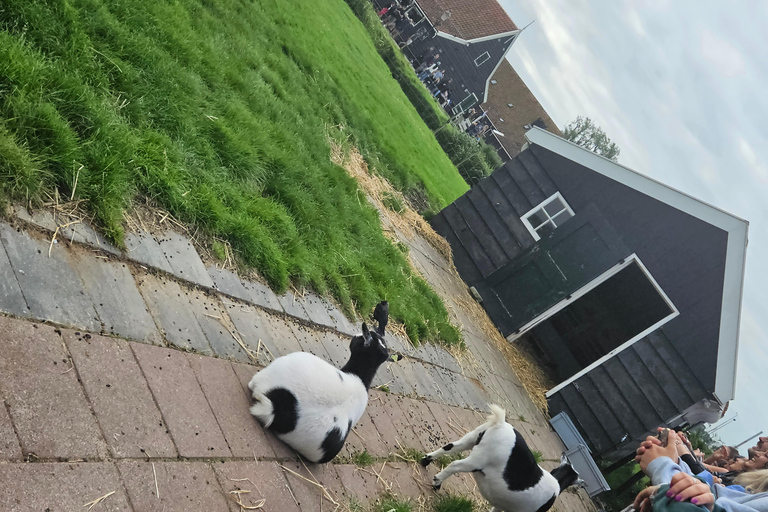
[[248, 301, 393, 463], [422, 405, 582, 512]]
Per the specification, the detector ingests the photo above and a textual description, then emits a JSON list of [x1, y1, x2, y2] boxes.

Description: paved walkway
[[0, 206, 596, 512]]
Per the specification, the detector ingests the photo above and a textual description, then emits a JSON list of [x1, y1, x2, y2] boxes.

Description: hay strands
[[82, 491, 115, 511]]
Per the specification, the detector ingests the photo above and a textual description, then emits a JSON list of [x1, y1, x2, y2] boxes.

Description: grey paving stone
[[316, 330, 350, 368], [261, 312, 304, 357], [207, 266, 251, 302], [61, 222, 120, 254], [397, 359, 435, 399], [421, 363, 452, 404], [276, 289, 310, 320], [0, 462, 132, 511], [225, 303, 280, 365], [0, 224, 101, 331], [72, 254, 160, 343], [156, 230, 214, 287], [188, 290, 239, 358], [288, 321, 332, 361], [0, 241, 29, 317], [14, 206, 57, 231], [136, 272, 212, 353], [0, 399, 22, 461], [124, 230, 174, 273], [381, 359, 415, 396], [299, 291, 335, 328], [431, 345, 463, 374], [241, 278, 283, 312], [325, 302, 359, 336]]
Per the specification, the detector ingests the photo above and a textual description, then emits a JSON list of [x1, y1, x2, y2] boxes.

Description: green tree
[[563, 116, 621, 162]]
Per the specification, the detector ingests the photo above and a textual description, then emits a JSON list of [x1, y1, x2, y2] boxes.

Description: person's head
[[734, 469, 768, 493], [705, 445, 740, 464], [757, 436, 768, 451], [746, 453, 768, 472]]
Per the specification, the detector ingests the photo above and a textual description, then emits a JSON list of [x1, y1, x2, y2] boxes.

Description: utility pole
[[735, 431, 764, 449]]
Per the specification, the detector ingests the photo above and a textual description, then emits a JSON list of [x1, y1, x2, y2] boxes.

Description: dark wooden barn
[[431, 127, 749, 460]]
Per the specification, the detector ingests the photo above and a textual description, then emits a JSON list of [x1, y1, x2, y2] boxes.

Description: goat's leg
[[421, 424, 487, 467], [431, 451, 486, 490]]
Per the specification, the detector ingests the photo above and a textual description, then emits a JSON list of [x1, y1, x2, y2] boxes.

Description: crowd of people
[[632, 431, 768, 511]]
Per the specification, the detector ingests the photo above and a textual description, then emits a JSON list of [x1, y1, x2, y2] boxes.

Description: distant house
[[482, 60, 562, 160], [373, 0, 520, 114], [431, 127, 748, 460]]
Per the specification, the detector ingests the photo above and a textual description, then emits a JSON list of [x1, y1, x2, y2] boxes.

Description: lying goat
[[248, 301, 393, 463], [422, 405, 582, 512]]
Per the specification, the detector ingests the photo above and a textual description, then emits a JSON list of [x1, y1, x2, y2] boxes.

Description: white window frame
[[520, 192, 575, 241], [474, 51, 491, 66]]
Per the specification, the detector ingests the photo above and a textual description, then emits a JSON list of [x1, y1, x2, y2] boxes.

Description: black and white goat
[[422, 405, 582, 512], [248, 301, 393, 463]]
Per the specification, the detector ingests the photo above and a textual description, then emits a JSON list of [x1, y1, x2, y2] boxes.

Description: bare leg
[[431, 451, 486, 489], [421, 423, 488, 466]]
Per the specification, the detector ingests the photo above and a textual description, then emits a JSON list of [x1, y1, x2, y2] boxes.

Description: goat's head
[[349, 322, 392, 367], [550, 453, 582, 493]]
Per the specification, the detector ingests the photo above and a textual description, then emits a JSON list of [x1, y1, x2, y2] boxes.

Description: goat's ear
[[560, 452, 568, 465], [362, 323, 372, 347]]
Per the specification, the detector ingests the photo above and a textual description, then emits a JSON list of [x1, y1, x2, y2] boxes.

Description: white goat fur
[[248, 352, 367, 462], [428, 405, 562, 512]]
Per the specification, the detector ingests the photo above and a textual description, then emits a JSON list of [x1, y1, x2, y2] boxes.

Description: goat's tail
[[249, 391, 275, 428], [487, 404, 506, 426]]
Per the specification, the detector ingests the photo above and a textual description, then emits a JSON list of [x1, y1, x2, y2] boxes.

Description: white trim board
[[525, 127, 749, 402]]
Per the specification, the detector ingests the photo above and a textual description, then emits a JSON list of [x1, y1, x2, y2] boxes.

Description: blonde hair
[[734, 469, 768, 494]]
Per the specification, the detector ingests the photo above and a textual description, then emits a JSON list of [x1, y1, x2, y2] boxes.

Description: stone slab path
[[0, 207, 596, 512]]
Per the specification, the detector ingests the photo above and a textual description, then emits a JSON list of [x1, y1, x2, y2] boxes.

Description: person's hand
[[633, 485, 660, 512], [635, 431, 680, 472], [666, 472, 715, 511]]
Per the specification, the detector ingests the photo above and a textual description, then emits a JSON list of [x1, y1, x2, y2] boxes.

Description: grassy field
[[0, 0, 469, 344]]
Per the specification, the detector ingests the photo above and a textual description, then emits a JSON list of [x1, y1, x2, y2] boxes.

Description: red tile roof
[[482, 60, 562, 157], [416, 0, 517, 40]]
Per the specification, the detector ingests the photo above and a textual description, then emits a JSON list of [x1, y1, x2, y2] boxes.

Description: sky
[[495, 0, 768, 447]]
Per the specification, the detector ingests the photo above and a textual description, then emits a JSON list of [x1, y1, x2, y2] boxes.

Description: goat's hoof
[[420, 456, 432, 467], [432, 482, 442, 491]]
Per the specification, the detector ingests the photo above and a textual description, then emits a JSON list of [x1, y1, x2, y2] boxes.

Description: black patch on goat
[[319, 420, 352, 463], [535, 494, 557, 512], [476, 430, 485, 445], [265, 388, 298, 434], [502, 429, 543, 491], [442, 443, 454, 451], [550, 462, 580, 492]]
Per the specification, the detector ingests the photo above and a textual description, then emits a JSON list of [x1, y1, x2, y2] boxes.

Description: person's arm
[[680, 453, 708, 475]]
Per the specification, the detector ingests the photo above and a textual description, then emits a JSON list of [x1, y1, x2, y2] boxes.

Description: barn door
[[475, 204, 629, 337]]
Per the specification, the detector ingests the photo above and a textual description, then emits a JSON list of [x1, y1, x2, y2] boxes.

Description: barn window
[[521, 192, 575, 241], [474, 51, 491, 66]]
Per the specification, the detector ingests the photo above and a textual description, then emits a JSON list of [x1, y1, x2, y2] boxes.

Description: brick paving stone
[[335, 463, 380, 505], [280, 461, 348, 511], [447, 406, 482, 436], [207, 266, 251, 302], [316, 330, 350, 368], [0, 224, 101, 330], [262, 312, 304, 356], [379, 461, 427, 499], [398, 396, 446, 450], [374, 361, 411, 395], [225, 303, 280, 365], [241, 277, 283, 313], [299, 291, 336, 328], [457, 376, 492, 411], [0, 462, 132, 511], [72, 255, 160, 343], [422, 364, 453, 404], [378, 393, 424, 452], [65, 331, 177, 459], [137, 272, 212, 353], [187, 354, 275, 458], [229, 361, 300, 461], [424, 401, 460, 446], [132, 342, 230, 458], [288, 321, 333, 361], [124, 231, 174, 273], [119, 460, 229, 512], [0, 317, 107, 460], [345, 407, 389, 457], [0, 401, 21, 460], [365, 391, 403, 453], [156, 230, 215, 287], [276, 289, 310, 320], [437, 368, 471, 408], [214, 460, 302, 512], [0, 240, 28, 317]]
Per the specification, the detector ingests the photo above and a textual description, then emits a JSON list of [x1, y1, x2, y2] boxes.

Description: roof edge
[[436, 28, 519, 45], [525, 126, 749, 403]]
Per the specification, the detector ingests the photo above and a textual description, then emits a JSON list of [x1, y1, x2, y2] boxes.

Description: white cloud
[[698, 29, 747, 78]]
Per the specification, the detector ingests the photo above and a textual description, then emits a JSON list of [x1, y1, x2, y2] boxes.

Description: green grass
[[0, 0, 469, 344], [432, 494, 475, 512], [352, 450, 375, 467], [373, 494, 413, 512], [434, 453, 464, 469], [532, 450, 543, 464]]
